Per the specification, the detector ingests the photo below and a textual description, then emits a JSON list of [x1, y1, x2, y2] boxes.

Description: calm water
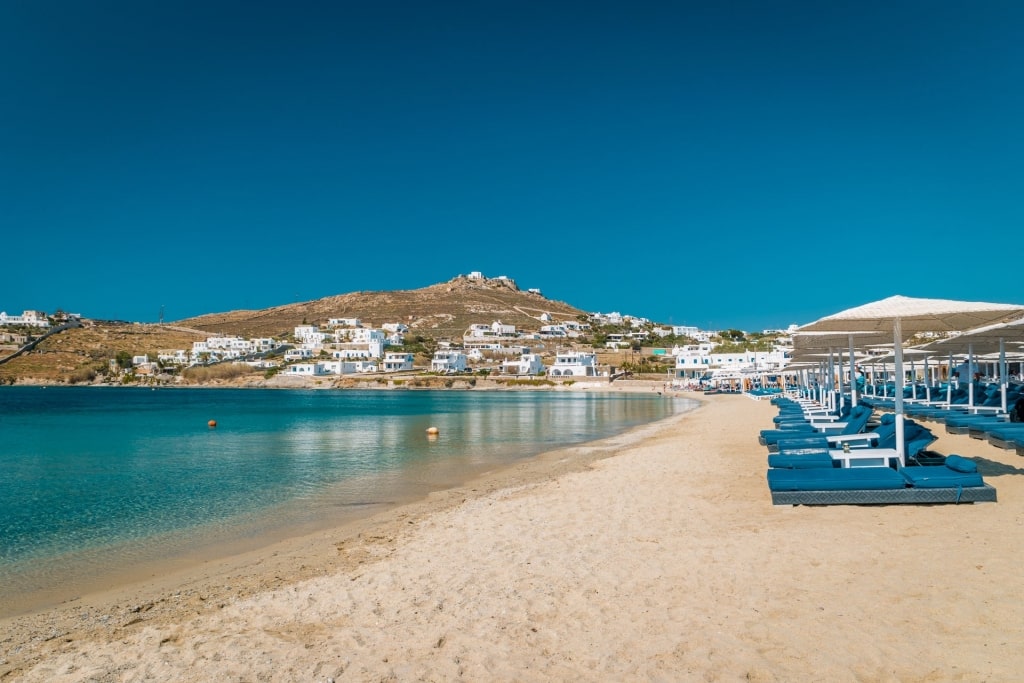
[[0, 386, 691, 614]]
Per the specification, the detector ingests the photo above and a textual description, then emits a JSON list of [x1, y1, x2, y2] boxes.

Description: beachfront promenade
[[4, 393, 1024, 681]]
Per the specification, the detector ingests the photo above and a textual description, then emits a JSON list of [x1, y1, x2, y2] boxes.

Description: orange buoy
[[208, 420, 217, 428], [426, 426, 439, 435]]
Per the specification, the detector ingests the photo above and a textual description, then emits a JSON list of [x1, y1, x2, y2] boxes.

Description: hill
[[0, 276, 590, 384], [177, 275, 586, 340]]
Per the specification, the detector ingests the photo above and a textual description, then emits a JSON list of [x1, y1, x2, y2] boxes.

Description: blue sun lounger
[[759, 405, 873, 448], [766, 455, 996, 505]]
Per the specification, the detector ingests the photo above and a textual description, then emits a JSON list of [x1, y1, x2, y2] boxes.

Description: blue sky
[[4, 1, 1022, 331]]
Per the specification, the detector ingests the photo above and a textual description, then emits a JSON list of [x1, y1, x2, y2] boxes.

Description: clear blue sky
[[4, 1, 1022, 331]]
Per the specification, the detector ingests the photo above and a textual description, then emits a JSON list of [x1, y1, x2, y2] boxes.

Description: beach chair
[[759, 404, 873, 448], [766, 455, 997, 505]]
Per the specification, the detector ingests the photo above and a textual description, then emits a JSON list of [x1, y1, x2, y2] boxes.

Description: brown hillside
[[0, 323, 207, 384], [178, 275, 587, 340]]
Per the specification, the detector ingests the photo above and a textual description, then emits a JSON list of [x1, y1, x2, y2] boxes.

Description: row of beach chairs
[[762, 396, 997, 506]]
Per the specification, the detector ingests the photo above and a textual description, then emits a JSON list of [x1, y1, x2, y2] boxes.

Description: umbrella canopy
[[799, 296, 1024, 462], [798, 295, 1024, 337], [919, 316, 1024, 355], [791, 330, 894, 351], [918, 315, 1024, 412]]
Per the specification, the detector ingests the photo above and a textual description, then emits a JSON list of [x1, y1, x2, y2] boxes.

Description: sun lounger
[[759, 405, 873, 447], [767, 436, 835, 469], [766, 459, 997, 505], [983, 425, 1024, 449], [944, 413, 1009, 435]]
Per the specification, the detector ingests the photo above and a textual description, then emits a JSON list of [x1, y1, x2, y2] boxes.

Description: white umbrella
[[920, 316, 1024, 412], [798, 296, 1024, 463], [792, 331, 894, 408]]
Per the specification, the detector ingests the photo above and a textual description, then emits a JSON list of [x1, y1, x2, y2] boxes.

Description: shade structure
[[919, 316, 1024, 412], [919, 316, 1024, 356], [798, 296, 1024, 462]]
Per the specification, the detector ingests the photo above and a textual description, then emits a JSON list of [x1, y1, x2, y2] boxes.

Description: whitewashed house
[[285, 362, 327, 376], [251, 338, 278, 353], [502, 353, 545, 376], [592, 312, 623, 326], [284, 348, 315, 361], [671, 326, 700, 338], [548, 351, 599, 377], [158, 349, 190, 366], [0, 310, 50, 328], [293, 325, 326, 346], [321, 359, 377, 375], [604, 334, 630, 349], [327, 317, 361, 328], [382, 352, 415, 372], [465, 323, 495, 338], [431, 350, 468, 373], [492, 321, 516, 336], [539, 325, 567, 338], [563, 320, 590, 336]]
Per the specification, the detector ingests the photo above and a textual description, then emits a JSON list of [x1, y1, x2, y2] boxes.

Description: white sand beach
[[3, 393, 1024, 681]]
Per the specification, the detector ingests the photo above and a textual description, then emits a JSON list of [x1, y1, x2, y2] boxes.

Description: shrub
[[182, 364, 257, 383]]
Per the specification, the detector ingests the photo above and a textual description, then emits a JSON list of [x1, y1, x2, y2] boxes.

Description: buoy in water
[[426, 426, 439, 435], [208, 420, 217, 428]]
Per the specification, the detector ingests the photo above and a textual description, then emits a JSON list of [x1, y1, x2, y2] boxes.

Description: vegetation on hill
[[0, 323, 206, 385]]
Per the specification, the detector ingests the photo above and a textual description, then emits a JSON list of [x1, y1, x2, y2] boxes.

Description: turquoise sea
[[0, 386, 692, 615]]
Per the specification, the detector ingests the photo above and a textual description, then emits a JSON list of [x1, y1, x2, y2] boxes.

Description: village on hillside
[[0, 272, 797, 388]]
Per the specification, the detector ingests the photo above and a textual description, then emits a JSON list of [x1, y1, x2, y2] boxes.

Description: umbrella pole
[[849, 334, 857, 407], [968, 343, 975, 410], [1000, 338, 1007, 413], [924, 355, 931, 403], [894, 318, 905, 467], [947, 352, 953, 406]]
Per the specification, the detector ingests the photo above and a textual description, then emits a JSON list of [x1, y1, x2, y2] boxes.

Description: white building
[[591, 312, 624, 326], [321, 359, 378, 375], [327, 317, 361, 328], [382, 352, 415, 372], [285, 362, 327, 376], [284, 348, 315, 361], [539, 325, 567, 338], [502, 353, 545, 376], [604, 334, 630, 349], [548, 351, 599, 377], [158, 349, 190, 366], [382, 322, 409, 334], [0, 310, 50, 328], [431, 350, 468, 373], [673, 345, 789, 379], [293, 325, 326, 346]]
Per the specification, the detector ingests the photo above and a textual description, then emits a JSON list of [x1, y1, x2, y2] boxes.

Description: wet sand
[[3, 393, 1024, 681]]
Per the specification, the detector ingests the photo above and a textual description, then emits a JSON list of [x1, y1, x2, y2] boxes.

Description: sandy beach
[[3, 392, 1024, 682]]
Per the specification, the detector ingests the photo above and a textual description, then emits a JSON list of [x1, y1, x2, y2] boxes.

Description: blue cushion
[[767, 467, 906, 491], [900, 467, 985, 489], [768, 452, 835, 469], [775, 436, 831, 452], [943, 455, 978, 473]]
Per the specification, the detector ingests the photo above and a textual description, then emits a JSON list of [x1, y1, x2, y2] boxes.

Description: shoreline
[[1, 390, 700, 677], [0, 385, 692, 620], [6, 393, 1024, 681]]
